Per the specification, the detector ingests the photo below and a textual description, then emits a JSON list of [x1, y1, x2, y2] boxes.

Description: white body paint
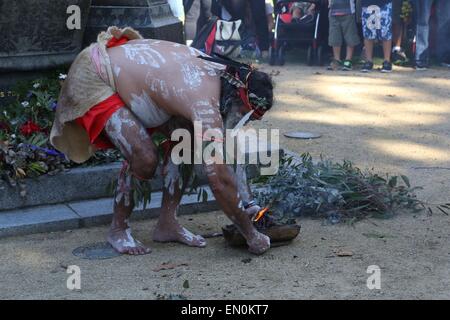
[[122, 43, 166, 68], [230, 110, 254, 137], [146, 76, 170, 100], [118, 228, 137, 247], [180, 62, 205, 89], [129, 91, 172, 128], [113, 65, 121, 78], [164, 162, 179, 196], [107, 111, 133, 155]]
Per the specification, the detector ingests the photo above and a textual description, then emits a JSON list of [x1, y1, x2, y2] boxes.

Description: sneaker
[[361, 61, 374, 73], [327, 59, 342, 71], [441, 61, 450, 68], [392, 50, 408, 64], [342, 60, 353, 71], [415, 61, 428, 71], [381, 60, 393, 73]]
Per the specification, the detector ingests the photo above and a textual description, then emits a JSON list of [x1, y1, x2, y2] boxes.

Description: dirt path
[[1, 64, 449, 299]]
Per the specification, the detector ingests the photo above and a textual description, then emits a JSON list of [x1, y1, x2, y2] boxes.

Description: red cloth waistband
[[75, 94, 125, 150]]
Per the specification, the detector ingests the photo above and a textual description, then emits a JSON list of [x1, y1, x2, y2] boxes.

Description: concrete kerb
[[0, 147, 288, 239]]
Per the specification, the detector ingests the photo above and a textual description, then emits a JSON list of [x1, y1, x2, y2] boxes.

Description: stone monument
[[0, 0, 183, 92], [84, 0, 184, 46], [0, 0, 91, 73]]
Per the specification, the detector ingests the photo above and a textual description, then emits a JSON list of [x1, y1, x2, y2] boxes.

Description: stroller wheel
[[276, 46, 285, 66], [307, 46, 313, 66], [269, 47, 277, 66]]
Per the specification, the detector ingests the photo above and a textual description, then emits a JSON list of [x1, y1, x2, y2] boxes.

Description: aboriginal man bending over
[[50, 27, 274, 256]]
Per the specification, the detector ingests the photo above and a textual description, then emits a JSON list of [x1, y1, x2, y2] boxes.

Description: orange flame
[[253, 207, 269, 222]]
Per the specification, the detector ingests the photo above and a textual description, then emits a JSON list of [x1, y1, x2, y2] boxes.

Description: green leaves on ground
[[253, 154, 446, 224]]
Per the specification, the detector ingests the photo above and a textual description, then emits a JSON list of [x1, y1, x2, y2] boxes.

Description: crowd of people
[[328, 0, 450, 72], [168, 0, 450, 72]]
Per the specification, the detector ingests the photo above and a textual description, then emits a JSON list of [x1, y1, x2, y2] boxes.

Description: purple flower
[[26, 91, 33, 99], [26, 144, 65, 158], [51, 101, 58, 111]]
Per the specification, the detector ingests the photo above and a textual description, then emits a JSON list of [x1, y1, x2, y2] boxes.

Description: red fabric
[[280, 13, 293, 24], [76, 36, 178, 154], [74, 36, 131, 150], [74, 95, 170, 152], [107, 36, 129, 48], [75, 94, 125, 150], [205, 24, 217, 55]]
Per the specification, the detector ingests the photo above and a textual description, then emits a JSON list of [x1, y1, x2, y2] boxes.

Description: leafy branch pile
[[253, 154, 449, 224]]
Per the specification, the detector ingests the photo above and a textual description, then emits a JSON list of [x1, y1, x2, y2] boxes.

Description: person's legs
[[184, 0, 201, 43], [435, 0, 450, 64], [104, 107, 159, 255], [361, 5, 376, 70], [392, 0, 403, 50], [361, 39, 375, 72], [364, 39, 375, 61], [197, 0, 213, 34], [345, 46, 355, 61], [379, 2, 393, 71], [383, 40, 392, 62], [224, 0, 246, 20], [249, 0, 270, 52], [341, 14, 360, 66], [415, 0, 433, 67], [333, 46, 342, 61], [150, 118, 207, 247], [328, 15, 343, 70], [392, 22, 403, 48], [152, 157, 207, 247]]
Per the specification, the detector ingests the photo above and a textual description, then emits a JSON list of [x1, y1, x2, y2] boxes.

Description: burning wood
[[223, 211, 301, 247], [253, 207, 269, 222]]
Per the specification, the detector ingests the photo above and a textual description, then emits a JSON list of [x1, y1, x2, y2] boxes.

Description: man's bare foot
[[153, 223, 207, 247], [107, 228, 151, 255], [247, 232, 271, 255]]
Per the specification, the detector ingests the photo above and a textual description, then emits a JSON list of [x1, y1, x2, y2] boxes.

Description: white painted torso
[[128, 90, 172, 128], [108, 39, 224, 125]]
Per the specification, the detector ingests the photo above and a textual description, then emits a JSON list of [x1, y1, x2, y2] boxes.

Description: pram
[[269, 0, 328, 66]]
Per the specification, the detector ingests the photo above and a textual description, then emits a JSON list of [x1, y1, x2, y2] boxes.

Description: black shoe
[[361, 61, 374, 73], [381, 60, 393, 73], [392, 50, 408, 64], [415, 61, 428, 71]]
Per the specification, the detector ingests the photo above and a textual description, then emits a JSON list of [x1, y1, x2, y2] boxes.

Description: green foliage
[[0, 72, 122, 189], [253, 153, 445, 224]]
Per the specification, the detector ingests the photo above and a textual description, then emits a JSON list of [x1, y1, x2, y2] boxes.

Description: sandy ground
[[1, 63, 449, 300]]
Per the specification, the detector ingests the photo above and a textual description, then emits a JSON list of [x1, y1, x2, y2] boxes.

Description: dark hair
[[220, 77, 239, 116], [248, 70, 274, 111], [219, 69, 274, 116]]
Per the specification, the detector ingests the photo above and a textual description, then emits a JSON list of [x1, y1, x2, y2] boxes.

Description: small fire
[[253, 207, 269, 222]]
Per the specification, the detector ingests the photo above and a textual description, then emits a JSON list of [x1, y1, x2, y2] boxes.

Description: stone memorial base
[[83, 0, 184, 46], [0, 0, 183, 98]]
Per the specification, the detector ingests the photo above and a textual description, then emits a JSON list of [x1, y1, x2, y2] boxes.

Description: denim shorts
[[362, 2, 393, 41]]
